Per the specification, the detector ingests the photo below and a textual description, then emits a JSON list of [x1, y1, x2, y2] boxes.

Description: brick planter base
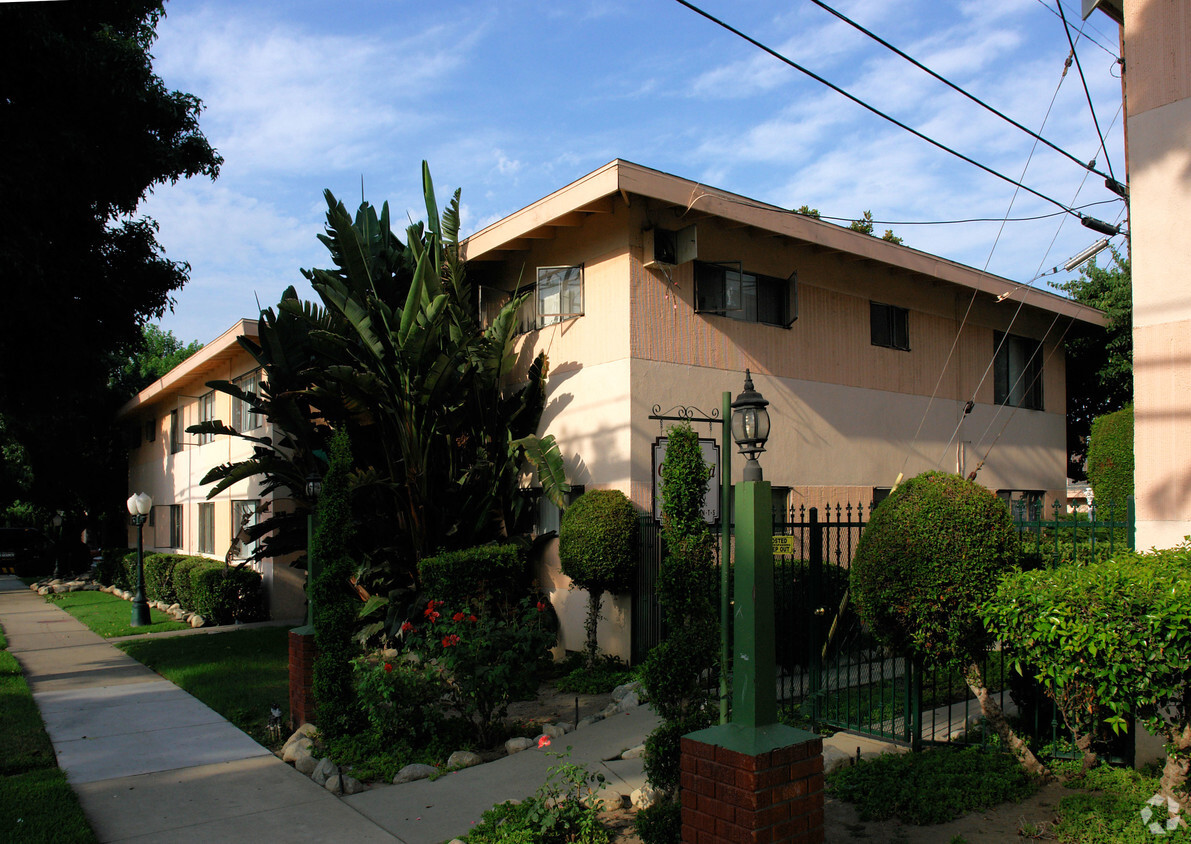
[[288, 627, 317, 730], [681, 724, 824, 844]]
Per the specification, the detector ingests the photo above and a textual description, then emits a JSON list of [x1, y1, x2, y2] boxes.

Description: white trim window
[[198, 392, 216, 445], [231, 369, 263, 432], [198, 502, 215, 555], [536, 265, 584, 328], [232, 499, 260, 559]]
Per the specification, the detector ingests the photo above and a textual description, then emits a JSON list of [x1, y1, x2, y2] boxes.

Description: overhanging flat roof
[[460, 159, 1107, 329]]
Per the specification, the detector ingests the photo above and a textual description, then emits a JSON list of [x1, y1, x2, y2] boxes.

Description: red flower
[[400, 621, 415, 634], [452, 611, 465, 622], [441, 633, 461, 648], [537, 735, 552, 748], [467, 615, 478, 623], [384, 662, 393, 673], [536, 601, 546, 613], [424, 600, 440, 622]]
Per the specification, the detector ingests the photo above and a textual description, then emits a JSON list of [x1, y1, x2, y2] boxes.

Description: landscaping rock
[[541, 723, 568, 739], [83, 583, 99, 591], [821, 745, 850, 775], [311, 757, 338, 787], [37, 586, 50, 596], [393, 763, 438, 784], [620, 744, 645, 760], [167, 603, 182, 614], [294, 751, 318, 776], [282, 737, 313, 763], [505, 737, 535, 755], [189, 614, 206, 628], [324, 774, 343, 794], [611, 681, 642, 702], [631, 783, 661, 811], [447, 750, 482, 769], [576, 715, 603, 729], [618, 691, 640, 710], [341, 775, 365, 795]]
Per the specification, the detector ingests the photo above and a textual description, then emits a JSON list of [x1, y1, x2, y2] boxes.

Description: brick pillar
[[681, 732, 825, 844], [288, 629, 317, 730]]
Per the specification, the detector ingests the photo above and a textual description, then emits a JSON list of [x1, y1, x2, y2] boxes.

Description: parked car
[[0, 528, 52, 577]]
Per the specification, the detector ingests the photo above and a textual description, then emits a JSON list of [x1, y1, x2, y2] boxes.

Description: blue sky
[[142, 0, 1129, 345]]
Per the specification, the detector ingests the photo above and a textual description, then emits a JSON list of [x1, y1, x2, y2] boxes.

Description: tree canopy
[[0, 1, 219, 534], [111, 325, 204, 400], [1051, 248, 1132, 478]]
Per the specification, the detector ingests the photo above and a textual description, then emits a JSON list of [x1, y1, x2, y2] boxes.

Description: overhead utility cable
[[1033, 0, 1120, 59], [670, 0, 1121, 234], [804, 0, 1115, 185], [1056, 0, 1118, 184], [815, 198, 1120, 226]]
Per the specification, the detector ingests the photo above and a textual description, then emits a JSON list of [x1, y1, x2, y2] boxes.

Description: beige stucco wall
[[1125, 0, 1191, 548], [122, 331, 304, 620]]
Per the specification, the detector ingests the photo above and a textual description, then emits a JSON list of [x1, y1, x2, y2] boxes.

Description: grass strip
[[0, 625, 97, 842], [47, 590, 189, 637], [117, 627, 290, 746]]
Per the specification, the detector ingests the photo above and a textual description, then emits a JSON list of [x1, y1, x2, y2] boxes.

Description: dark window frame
[[168, 504, 183, 548], [169, 410, 182, 454], [993, 331, 1043, 410], [197, 502, 215, 555], [535, 265, 584, 329], [870, 302, 910, 351], [231, 369, 263, 432], [694, 261, 797, 328]]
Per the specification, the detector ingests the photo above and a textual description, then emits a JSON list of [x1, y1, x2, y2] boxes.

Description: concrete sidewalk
[[0, 576, 660, 843]]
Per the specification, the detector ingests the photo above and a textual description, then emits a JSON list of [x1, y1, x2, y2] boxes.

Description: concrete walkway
[[0, 576, 660, 843]]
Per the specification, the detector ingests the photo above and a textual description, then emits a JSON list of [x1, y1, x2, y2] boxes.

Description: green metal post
[[306, 511, 318, 629], [733, 480, 776, 728], [719, 391, 732, 725]]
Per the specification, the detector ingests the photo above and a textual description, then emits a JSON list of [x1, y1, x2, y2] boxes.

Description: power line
[[1034, 0, 1120, 59], [815, 198, 1120, 227], [670, 0, 1120, 232], [803, 0, 1115, 185], [1057, 0, 1118, 183]]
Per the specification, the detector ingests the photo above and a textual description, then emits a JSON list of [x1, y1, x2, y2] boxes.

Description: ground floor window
[[168, 504, 183, 548], [232, 499, 260, 558], [198, 503, 215, 554]]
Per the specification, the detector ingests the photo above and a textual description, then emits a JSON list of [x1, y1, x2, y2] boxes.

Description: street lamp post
[[126, 493, 153, 627], [51, 511, 64, 580]]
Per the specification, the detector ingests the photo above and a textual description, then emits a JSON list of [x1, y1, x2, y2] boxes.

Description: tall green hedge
[[312, 429, 362, 738], [1086, 405, 1133, 508], [92, 549, 263, 623]]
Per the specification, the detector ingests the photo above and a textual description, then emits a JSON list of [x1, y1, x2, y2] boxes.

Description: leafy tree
[[111, 324, 204, 399], [639, 423, 718, 839], [0, 0, 219, 538], [192, 164, 569, 631], [850, 472, 1047, 777], [559, 489, 638, 667], [1086, 405, 1134, 509], [793, 205, 821, 219], [986, 544, 1191, 800], [1051, 249, 1132, 478]]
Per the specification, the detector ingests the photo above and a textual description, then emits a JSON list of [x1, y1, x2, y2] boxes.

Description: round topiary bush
[[558, 488, 638, 665], [850, 471, 1019, 671]]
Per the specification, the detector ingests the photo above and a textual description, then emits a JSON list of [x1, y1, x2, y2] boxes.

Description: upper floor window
[[994, 331, 1042, 410], [170, 410, 182, 454], [536, 265, 584, 329], [231, 369, 263, 432], [198, 392, 216, 445], [694, 261, 796, 328], [870, 302, 909, 350]]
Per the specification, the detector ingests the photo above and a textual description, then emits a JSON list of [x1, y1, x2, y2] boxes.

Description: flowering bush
[[403, 596, 556, 745], [352, 655, 445, 746]]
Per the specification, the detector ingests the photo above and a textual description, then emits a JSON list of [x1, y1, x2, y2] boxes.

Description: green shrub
[[1086, 405, 1133, 508], [352, 655, 443, 746], [641, 422, 718, 798], [851, 472, 1020, 671], [143, 553, 186, 603], [418, 543, 529, 610], [635, 799, 681, 844], [985, 543, 1191, 797], [559, 489, 638, 665], [171, 556, 209, 608], [95, 548, 135, 589], [190, 565, 265, 625], [313, 430, 362, 738]]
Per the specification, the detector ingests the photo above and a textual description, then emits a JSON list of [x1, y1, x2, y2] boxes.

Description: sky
[[140, 0, 1130, 345]]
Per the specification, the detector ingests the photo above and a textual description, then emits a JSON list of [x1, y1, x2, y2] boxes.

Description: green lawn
[[117, 627, 290, 746], [0, 628, 98, 842], [47, 590, 190, 637]]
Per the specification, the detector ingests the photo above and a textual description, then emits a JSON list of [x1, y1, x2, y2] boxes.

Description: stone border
[[30, 572, 208, 628]]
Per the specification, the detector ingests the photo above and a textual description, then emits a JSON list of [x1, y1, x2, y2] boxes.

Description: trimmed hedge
[[92, 549, 263, 624], [1087, 405, 1133, 507], [418, 543, 529, 609]]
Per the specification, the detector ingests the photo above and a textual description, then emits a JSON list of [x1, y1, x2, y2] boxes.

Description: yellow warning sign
[[772, 535, 797, 555]]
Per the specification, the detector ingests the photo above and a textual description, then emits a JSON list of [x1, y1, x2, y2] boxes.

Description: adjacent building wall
[[1124, 0, 1191, 548]]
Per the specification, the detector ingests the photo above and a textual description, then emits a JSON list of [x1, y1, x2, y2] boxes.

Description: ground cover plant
[[828, 745, 1039, 825], [116, 627, 290, 747], [48, 590, 190, 637], [0, 628, 96, 842], [464, 750, 612, 844], [554, 652, 635, 695], [1050, 761, 1191, 843]]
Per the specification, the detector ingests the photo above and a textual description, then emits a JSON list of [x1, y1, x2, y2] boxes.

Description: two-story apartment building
[[117, 320, 305, 620], [461, 160, 1106, 658]]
